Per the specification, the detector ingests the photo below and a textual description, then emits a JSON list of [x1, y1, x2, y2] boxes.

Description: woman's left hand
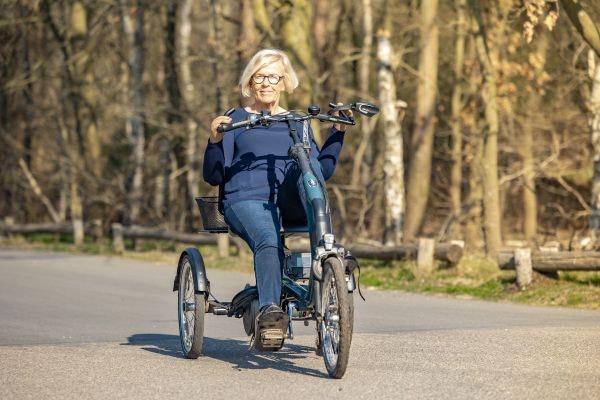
[[332, 102, 353, 132]]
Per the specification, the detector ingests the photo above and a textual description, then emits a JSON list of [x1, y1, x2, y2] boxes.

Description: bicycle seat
[[281, 223, 309, 234], [281, 214, 308, 234]]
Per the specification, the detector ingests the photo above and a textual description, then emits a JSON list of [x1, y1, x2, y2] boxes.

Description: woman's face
[[251, 61, 285, 106]]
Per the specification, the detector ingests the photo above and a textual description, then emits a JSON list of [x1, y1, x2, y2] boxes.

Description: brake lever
[[328, 101, 380, 118], [328, 102, 352, 115]]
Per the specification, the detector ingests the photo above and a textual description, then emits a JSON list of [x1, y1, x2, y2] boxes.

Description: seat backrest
[[281, 223, 309, 234]]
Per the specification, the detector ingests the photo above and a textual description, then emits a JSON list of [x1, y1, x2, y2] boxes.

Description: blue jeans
[[224, 158, 325, 308]]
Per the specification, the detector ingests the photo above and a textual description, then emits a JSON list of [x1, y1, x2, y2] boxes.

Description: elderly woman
[[203, 49, 350, 346]]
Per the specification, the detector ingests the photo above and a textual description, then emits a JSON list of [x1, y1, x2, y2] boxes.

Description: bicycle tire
[[320, 257, 353, 378], [177, 255, 205, 358]]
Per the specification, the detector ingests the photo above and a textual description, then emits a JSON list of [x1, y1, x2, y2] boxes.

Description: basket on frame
[[195, 196, 228, 233]]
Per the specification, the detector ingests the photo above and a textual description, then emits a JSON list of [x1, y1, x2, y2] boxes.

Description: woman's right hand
[[209, 116, 232, 143]]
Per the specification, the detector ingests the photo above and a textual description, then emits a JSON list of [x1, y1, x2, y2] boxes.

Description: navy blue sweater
[[202, 108, 345, 208]]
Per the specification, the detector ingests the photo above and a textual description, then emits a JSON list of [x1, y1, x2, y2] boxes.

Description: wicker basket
[[195, 196, 228, 233]]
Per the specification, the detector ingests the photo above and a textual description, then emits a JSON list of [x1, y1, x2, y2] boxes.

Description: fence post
[[3, 217, 15, 239], [218, 235, 229, 257], [417, 237, 435, 275], [515, 248, 532, 289], [112, 223, 125, 254]]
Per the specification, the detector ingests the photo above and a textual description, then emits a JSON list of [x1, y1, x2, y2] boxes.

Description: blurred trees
[[2, 0, 600, 255]]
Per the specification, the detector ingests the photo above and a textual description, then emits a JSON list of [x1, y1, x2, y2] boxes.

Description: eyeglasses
[[252, 74, 284, 85]]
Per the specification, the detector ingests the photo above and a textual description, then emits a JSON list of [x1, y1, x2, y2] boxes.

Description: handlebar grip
[[217, 123, 233, 133]]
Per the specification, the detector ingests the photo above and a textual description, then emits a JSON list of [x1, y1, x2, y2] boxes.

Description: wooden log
[[286, 240, 463, 263], [514, 248, 532, 288], [499, 250, 600, 272], [119, 225, 217, 245], [0, 222, 73, 234], [434, 242, 464, 263]]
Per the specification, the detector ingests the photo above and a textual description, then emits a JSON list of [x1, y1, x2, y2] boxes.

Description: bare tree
[[469, 0, 501, 259], [120, 0, 146, 225], [405, 0, 439, 241], [450, 0, 467, 225]]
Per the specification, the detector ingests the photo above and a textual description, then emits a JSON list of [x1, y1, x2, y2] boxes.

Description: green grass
[[359, 255, 600, 309], [2, 234, 599, 309]]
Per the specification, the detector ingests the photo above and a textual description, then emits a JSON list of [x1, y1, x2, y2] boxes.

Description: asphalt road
[[0, 247, 598, 399]]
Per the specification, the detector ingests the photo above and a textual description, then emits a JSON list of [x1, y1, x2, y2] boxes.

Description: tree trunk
[[521, 32, 548, 242], [238, 0, 259, 68], [280, 0, 313, 109], [588, 54, 600, 240], [121, 0, 146, 225], [209, 0, 230, 255], [450, 0, 467, 221], [19, 3, 34, 169], [351, 0, 376, 188], [157, 0, 180, 223], [405, 0, 439, 241], [70, 1, 102, 179], [559, 0, 600, 58], [377, 30, 405, 246], [469, 2, 501, 260]]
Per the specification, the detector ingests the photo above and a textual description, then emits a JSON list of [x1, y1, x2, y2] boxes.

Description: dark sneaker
[[253, 304, 289, 351]]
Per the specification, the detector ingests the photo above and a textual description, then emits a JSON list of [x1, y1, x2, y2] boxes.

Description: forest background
[[2, 0, 600, 263]]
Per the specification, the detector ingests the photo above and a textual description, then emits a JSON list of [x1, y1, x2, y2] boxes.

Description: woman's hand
[[209, 115, 232, 143], [332, 102, 353, 132]]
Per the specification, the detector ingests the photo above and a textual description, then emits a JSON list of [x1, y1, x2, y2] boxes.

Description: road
[[0, 247, 598, 399]]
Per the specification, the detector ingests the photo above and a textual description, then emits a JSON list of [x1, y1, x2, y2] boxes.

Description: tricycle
[[173, 101, 378, 378]]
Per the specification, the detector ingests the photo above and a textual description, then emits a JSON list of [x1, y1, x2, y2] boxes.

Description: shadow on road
[[123, 333, 327, 378]]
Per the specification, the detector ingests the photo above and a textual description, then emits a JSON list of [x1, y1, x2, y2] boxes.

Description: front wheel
[[178, 255, 205, 358], [320, 257, 353, 378]]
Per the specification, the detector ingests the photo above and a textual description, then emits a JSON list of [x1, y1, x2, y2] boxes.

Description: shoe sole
[[255, 311, 289, 351]]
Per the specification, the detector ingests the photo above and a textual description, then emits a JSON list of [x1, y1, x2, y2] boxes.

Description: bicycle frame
[[211, 102, 377, 318]]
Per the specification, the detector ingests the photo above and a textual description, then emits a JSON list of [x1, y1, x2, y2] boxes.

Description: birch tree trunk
[[377, 30, 405, 245], [121, 0, 146, 225], [405, 0, 439, 241], [469, 2, 501, 259]]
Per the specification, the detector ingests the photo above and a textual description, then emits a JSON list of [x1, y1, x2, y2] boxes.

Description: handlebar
[[217, 101, 379, 133]]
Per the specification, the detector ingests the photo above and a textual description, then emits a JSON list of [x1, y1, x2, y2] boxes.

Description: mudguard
[[173, 247, 210, 293]]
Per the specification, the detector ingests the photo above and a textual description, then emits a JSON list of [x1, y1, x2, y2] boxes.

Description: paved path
[[0, 248, 598, 399]]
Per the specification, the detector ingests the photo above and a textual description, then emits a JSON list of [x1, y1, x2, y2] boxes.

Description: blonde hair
[[239, 49, 299, 97]]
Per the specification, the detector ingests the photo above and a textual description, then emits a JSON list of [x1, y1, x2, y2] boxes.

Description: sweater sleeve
[[202, 139, 225, 186], [316, 127, 345, 180]]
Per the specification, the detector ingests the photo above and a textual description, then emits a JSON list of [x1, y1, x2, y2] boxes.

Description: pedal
[[212, 307, 228, 315], [260, 328, 285, 348]]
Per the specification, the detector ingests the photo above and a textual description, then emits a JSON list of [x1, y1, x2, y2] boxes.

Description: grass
[[359, 256, 600, 309], [2, 234, 599, 309]]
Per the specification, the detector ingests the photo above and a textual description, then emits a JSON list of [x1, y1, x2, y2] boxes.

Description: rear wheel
[[320, 257, 352, 378], [177, 255, 205, 358]]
